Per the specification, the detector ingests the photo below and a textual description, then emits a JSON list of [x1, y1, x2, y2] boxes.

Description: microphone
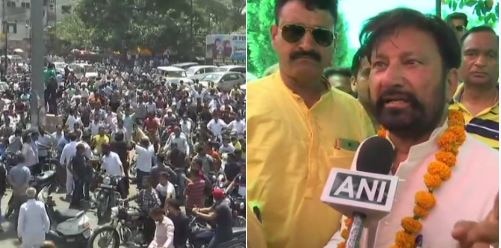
[[321, 136, 397, 248]]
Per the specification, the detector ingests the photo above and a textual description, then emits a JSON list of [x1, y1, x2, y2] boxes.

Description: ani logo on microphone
[[321, 168, 398, 215], [330, 172, 390, 204]]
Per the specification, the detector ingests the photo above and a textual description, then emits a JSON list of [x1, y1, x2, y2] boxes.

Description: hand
[[452, 193, 499, 248]]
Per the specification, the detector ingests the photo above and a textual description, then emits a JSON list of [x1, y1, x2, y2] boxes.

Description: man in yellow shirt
[[449, 26, 499, 149], [92, 126, 110, 155], [247, 0, 374, 247]]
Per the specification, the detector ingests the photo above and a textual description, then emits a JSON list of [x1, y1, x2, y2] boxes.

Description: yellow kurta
[[247, 72, 375, 248]]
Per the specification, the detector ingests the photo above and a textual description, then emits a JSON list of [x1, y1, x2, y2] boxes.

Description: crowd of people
[[0, 54, 247, 247], [247, 0, 498, 248]]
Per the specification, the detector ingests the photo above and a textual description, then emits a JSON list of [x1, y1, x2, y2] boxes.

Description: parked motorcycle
[[88, 199, 145, 248], [37, 185, 93, 248], [30, 168, 57, 194], [95, 173, 122, 223]]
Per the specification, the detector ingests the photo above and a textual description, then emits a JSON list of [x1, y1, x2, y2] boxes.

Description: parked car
[[171, 62, 199, 70], [216, 65, 246, 74], [186, 65, 218, 78], [200, 72, 245, 91], [157, 66, 187, 78]]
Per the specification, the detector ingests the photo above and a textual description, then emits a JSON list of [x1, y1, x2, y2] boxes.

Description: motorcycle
[[30, 168, 57, 194], [88, 199, 145, 248], [95, 173, 122, 223], [188, 215, 246, 248], [37, 185, 93, 248]]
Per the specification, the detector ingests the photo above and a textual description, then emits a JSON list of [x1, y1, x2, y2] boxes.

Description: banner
[[206, 34, 246, 64]]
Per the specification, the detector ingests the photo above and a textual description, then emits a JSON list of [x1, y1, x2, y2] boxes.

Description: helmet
[[212, 188, 225, 200]]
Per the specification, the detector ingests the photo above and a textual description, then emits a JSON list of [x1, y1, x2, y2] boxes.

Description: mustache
[[376, 87, 421, 109], [290, 50, 321, 62]]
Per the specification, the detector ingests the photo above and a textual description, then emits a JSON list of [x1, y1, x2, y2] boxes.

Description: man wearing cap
[[17, 187, 50, 248], [193, 188, 233, 248]]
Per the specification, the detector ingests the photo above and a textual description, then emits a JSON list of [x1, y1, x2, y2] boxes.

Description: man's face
[[459, 31, 498, 86], [450, 18, 467, 41], [328, 74, 353, 95], [271, 1, 335, 83], [352, 57, 372, 110], [369, 27, 457, 138]]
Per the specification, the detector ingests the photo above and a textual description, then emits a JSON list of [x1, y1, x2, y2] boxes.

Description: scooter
[[37, 185, 93, 248]]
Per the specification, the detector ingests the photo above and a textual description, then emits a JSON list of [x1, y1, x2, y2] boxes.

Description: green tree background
[[50, 0, 245, 60], [247, 0, 349, 77]]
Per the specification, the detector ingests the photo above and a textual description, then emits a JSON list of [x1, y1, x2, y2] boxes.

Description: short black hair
[[350, 45, 367, 76], [460, 25, 498, 46], [275, 0, 338, 24], [324, 67, 351, 78], [446, 12, 468, 27], [359, 8, 461, 72], [165, 198, 181, 210]]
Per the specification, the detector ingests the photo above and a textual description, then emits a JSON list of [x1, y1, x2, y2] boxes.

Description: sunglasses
[[280, 24, 336, 47], [454, 25, 465, 32]]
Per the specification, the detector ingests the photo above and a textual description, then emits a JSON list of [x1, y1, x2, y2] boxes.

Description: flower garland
[[336, 109, 466, 248], [390, 109, 466, 248], [337, 217, 354, 248]]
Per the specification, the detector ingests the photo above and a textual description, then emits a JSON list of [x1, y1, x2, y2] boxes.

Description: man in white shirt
[[219, 138, 235, 155], [227, 114, 245, 138], [65, 109, 83, 133], [17, 187, 50, 248], [21, 133, 38, 174], [155, 172, 176, 206], [59, 132, 78, 199], [148, 207, 175, 248], [179, 114, 194, 142], [325, 9, 498, 248], [134, 137, 155, 189], [89, 114, 103, 137], [101, 143, 124, 177], [163, 127, 190, 156], [206, 114, 227, 143]]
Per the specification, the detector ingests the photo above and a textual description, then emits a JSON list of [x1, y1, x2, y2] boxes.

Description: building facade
[[1, 0, 76, 53]]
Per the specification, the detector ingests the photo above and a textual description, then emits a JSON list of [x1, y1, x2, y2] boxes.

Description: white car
[[216, 65, 246, 74], [186, 65, 218, 78], [171, 62, 199, 70], [157, 66, 187, 78], [200, 72, 245, 91]]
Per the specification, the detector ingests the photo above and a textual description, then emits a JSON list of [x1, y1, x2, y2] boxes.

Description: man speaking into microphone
[[325, 8, 499, 248]]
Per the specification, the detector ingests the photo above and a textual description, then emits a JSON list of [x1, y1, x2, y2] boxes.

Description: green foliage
[[247, 0, 350, 77], [443, 0, 498, 28], [50, 13, 94, 53], [53, 0, 245, 58]]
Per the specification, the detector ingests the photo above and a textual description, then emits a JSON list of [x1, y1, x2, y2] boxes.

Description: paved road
[[0, 183, 140, 248]]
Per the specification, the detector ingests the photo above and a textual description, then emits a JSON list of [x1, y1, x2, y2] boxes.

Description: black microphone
[[321, 136, 396, 248], [347, 136, 394, 248]]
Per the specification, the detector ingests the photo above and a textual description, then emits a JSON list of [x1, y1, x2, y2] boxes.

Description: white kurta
[[325, 123, 499, 247], [17, 199, 50, 248]]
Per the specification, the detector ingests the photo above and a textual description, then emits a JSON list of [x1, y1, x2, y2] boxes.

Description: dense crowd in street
[[0, 55, 247, 248]]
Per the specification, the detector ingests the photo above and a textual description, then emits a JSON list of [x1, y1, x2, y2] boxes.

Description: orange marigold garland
[[337, 217, 354, 248], [390, 109, 466, 247], [338, 110, 466, 247]]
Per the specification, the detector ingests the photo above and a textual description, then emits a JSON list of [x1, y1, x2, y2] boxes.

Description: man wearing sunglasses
[[247, 0, 374, 247], [445, 12, 468, 43]]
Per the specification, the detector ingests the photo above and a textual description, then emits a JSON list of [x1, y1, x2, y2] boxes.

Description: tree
[[69, 0, 245, 60], [443, 0, 499, 27], [247, 0, 349, 77], [50, 13, 95, 54]]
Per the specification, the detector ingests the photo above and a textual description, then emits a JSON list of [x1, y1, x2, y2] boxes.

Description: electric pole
[[30, 0, 45, 128], [2, 0, 7, 74]]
